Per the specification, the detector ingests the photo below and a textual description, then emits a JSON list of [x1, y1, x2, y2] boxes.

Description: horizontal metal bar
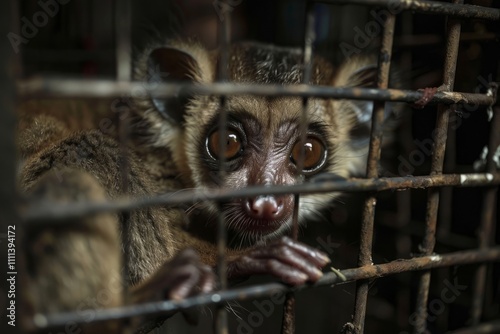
[[314, 0, 500, 20], [395, 32, 499, 48], [30, 247, 500, 330], [16, 79, 496, 107], [21, 173, 500, 223]]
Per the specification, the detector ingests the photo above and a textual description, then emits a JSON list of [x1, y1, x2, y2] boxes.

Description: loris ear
[[147, 47, 202, 124], [333, 57, 400, 177], [333, 59, 378, 127], [333, 58, 379, 176]]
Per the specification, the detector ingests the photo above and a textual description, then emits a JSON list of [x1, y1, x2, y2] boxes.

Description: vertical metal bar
[[0, 1, 20, 334], [281, 4, 316, 334], [115, 0, 132, 192], [351, 12, 396, 334], [471, 105, 500, 324], [215, 2, 231, 334], [396, 12, 413, 330], [413, 2, 463, 332], [435, 105, 457, 332], [114, 1, 132, 322], [116, 0, 131, 82]]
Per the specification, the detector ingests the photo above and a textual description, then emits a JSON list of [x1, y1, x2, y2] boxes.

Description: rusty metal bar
[[30, 247, 500, 330], [0, 1, 20, 334], [351, 12, 396, 334], [470, 106, 500, 324], [21, 172, 500, 223], [282, 3, 317, 334], [314, 0, 500, 20], [16, 79, 497, 106], [287, 5, 314, 333], [395, 32, 499, 48], [435, 104, 458, 331], [414, 2, 462, 332], [215, 2, 232, 334]]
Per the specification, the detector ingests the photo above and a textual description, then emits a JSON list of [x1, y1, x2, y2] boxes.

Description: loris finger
[[250, 245, 323, 282], [254, 237, 330, 267]]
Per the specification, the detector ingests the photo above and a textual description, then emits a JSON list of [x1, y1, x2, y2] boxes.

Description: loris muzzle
[[133, 40, 381, 248]]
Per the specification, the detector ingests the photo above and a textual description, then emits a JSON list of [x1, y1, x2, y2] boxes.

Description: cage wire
[[2, 0, 499, 333]]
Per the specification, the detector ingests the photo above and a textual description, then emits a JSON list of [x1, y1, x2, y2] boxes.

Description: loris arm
[[19, 131, 215, 333]]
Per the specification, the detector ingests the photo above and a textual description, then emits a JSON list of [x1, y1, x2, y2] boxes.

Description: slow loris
[[18, 40, 382, 332]]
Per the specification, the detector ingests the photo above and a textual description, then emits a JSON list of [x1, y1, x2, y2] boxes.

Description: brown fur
[[18, 40, 381, 332], [131, 41, 378, 247]]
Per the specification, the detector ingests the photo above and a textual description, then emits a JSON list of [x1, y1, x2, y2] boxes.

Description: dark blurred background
[[14, 0, 500, 333]]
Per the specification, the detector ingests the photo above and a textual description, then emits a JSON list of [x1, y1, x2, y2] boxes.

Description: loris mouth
[[223, 195, 294, 235], [185, 195, 294, 247]]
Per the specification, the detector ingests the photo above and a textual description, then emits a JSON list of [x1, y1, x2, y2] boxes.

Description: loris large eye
[[290, 136, 327, 174], [206, 129, 243, 160]]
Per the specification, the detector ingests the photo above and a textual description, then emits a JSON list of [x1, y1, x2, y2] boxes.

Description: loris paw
[[132, 248, 215, 304], [226, 237, 330, 285]]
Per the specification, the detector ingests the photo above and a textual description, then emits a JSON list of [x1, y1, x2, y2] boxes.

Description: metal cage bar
[[22, 173, 500, 223], [16, 79, 496, 105], [351, 11, 396, 334], [215, 2, 232, 333], [471, 105, 500, 324], [10, 0, 500, 333], [314, 0, 500, 20], [281, 2, 318, 333], [32, 247, 500, 329], [414, 1, 463, 332]]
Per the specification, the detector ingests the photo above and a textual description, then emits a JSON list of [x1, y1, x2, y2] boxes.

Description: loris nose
[[245, 195, 284, 220]]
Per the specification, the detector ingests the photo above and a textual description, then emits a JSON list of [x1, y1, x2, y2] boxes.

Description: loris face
[[134, 41, 377, 247]]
